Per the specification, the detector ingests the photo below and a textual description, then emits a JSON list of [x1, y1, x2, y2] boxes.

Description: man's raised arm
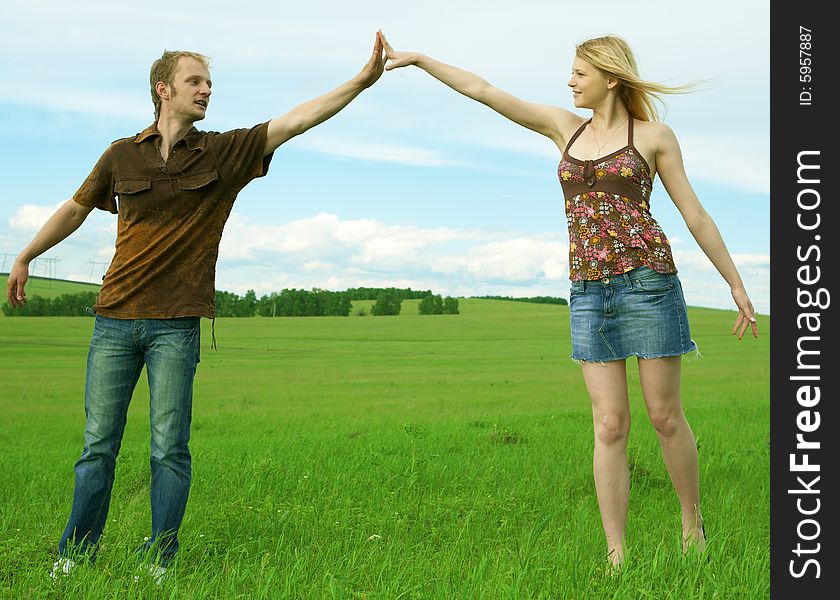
[[6, 199, 94, 307], [263, 33, 385, 156]]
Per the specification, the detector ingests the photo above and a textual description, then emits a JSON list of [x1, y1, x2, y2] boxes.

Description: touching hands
[[731, 287, 758, 340], [377, 30, 419, 71]]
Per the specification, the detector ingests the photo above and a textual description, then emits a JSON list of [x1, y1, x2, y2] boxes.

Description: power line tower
[[87, 261, 109, 284], [1, 253, 17, 274], [30, 257, 59, 287]]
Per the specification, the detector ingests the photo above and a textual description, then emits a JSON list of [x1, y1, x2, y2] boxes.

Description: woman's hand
[[731, 287, 759, 340], [378, 30, 420, 71], [374, 30, 571, 145]]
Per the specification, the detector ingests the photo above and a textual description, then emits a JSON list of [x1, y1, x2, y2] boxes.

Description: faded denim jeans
[[58, 315, 200, 565]]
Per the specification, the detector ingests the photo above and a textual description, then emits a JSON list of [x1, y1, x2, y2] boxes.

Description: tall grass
[[0, 300, 769, 598]]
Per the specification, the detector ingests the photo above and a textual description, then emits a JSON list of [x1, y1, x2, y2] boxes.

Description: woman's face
[[567, 57, 612, 109]]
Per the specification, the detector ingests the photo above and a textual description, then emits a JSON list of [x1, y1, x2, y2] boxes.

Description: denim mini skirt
[[569, 266, 697, 362]]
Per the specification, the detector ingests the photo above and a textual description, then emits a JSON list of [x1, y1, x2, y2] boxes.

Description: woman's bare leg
[[638, 356, 706, 553], [581, 360, 631, 567]]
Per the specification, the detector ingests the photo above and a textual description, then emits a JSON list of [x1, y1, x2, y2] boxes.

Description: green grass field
[[0, 299, 770, 598]]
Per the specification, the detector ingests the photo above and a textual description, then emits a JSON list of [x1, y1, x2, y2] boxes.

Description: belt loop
[[581, 279, 588, 292], [622, 272, 632, 288]]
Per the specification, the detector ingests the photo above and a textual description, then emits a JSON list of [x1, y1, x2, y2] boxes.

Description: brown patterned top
[[557, 118, 677, 281], [72, 122, 273, 318]]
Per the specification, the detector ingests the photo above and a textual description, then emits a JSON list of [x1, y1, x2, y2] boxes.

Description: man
[[6, 35, 385, 579]]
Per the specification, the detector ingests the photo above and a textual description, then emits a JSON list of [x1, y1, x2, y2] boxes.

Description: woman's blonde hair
[[575, 35, 696, 122]]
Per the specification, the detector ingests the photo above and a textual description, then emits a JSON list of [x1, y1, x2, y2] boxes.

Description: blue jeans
[[58, 315, 200, 565]]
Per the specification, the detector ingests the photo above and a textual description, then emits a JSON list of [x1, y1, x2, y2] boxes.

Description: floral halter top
[[558, 118, 677, 281]]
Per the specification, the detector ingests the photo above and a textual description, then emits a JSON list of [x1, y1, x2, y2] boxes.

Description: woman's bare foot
[[682, 513, 706, 555], [605, 547, 625, 575]]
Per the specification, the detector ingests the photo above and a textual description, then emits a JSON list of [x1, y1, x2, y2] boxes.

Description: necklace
[[590, 117, 629, 156]]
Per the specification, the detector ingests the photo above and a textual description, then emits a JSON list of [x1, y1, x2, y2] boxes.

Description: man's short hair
[[150, 50, 211, 121]]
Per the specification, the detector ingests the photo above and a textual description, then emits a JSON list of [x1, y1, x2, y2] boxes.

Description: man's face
[[166, 57, 212, 122]]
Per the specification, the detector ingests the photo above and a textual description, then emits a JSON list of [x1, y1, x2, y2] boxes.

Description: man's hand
[[4, 199, 93, 308], [264, 32, 387, 154], [358, 32, 386, 87], [6, 260, 29, 308]]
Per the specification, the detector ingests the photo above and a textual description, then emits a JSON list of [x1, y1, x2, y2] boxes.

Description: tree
[[418, 294, 443, 315], [371, 290, 402, 315], [214, 289, 257, 317], [443, 296, 460, 314], [242, 289, 257, 316]]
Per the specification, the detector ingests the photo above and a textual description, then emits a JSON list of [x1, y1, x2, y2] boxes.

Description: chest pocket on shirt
[[176, 169, 220, 216], [115, 179, 152, 222], [178, 170, 218, 192], [115, 170, 220, 223]]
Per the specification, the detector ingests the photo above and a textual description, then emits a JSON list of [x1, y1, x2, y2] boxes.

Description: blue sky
[[0, 0, 769, 313]]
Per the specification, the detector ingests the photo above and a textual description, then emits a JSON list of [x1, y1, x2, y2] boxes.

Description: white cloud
[[433, 238, 568, 282], [8, 201, 66, 232], [216, 211, 567, 292], [219, 212, 497, 265]]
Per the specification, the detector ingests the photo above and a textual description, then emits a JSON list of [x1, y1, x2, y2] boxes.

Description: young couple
[[6, 30, 757, 579]]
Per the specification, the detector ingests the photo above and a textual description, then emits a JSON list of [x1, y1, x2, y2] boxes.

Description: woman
[[377, 31, 758, 568]]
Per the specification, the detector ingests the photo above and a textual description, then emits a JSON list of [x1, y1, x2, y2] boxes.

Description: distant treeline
[[2, 286, 466, 317], [247, 289, 351, 317], [2, 286, 441, 317], [2, 291, 98, 316], [345, 287, 433, 301], [473, 295, 568, 306], [216, 287, 437, 317]]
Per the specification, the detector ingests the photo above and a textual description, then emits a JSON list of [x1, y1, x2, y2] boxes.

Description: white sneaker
[[49, 557, 77, 579], [133, 563, 168, 585]]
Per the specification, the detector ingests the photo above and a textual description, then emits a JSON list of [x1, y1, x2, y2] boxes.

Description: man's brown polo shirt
[[72, 122, 273, 319]]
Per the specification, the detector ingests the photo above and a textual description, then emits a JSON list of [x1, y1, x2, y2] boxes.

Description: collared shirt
[[72, 121, 273, 319]]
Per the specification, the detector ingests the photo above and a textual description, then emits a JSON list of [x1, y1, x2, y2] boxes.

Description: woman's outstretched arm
[[378, 31, 579, 148], [654, 122, 759, 340]]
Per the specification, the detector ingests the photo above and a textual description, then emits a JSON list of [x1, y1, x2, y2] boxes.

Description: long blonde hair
[[575, 36, 696, 122]]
